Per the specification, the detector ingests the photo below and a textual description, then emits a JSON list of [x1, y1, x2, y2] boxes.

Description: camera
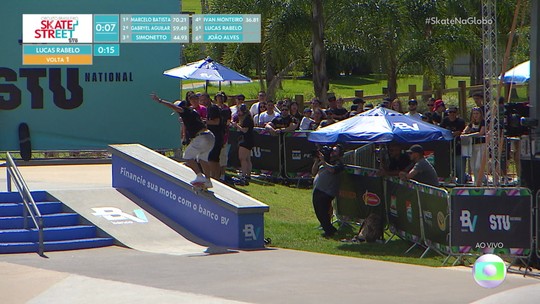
[[319, 145, 334, 162]]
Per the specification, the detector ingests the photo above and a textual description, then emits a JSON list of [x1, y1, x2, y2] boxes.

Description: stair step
[[0, 225, 97, 242], [0, 213, 79, 229], [0, 237, 115, 254], [0, 201, 63, 217]]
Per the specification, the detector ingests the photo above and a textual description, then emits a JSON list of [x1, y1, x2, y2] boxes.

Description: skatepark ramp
[[109, 144, 269, 250]]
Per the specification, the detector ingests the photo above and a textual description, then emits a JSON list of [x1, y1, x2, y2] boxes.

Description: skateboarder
[[150, 93, 215, 188]]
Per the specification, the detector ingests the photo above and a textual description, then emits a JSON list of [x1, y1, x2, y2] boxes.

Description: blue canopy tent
[[308, 107, 453, 144], [500, 60, 530, 84]]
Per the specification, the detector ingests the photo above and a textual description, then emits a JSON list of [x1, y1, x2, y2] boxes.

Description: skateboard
[[18, 123, 32, 161], [191, 182, 211, 194]]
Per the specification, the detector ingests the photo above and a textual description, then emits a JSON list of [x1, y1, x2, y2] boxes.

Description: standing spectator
[[215, 92, 232, 182], [231, 104, 254, 185], [251, 101, 267, 126], [310, 98, 323, 112], [440, 106, 466, 183], [189, 92, 207, 120], [331, 98, 349, 120], [311, 144, 344, 237], [431, 99, 446, 125], [230, 93, 243, 117], [426, 97, 436, 113], [404, 99, 423, 120], [206, 98, 224, 179], [311, 108, 325, 129], [299, 108, 315, 130], [289, 101, 303, 122], [349, 104, 359, 117], [199, 92, 212, 108], [326, 95, 338, 114], [391, 98, 404, 113], [249, 91, 267, 118], [399, 144, 439, 187], [472, 92, 485, 115], [364, 103, 374, 111], [461, 107, 486, 184], [352, 98, 365, 110], [150, 93, 214, 188], [255, 100, 279, 127], [317, 110, 336, 129]]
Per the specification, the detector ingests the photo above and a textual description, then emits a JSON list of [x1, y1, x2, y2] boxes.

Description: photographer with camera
[[311, 144, 345, 238]]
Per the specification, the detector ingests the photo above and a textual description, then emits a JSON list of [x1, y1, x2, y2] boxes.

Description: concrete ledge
[[109, 144, 269, 249]]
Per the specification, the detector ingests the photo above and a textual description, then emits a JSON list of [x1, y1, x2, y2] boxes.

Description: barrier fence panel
[[228, 128, 281, 176], [283, 131, 317, 178], [537, 190, 540, 260], [450, 187, 532, 257], [386, 177, 423, 244], [335, 166, 385, 224], [417, 184, 451, 253]]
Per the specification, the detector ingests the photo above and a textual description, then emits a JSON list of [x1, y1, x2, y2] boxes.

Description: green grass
[[235, 180, 450, 267], [182, 75, 471, 102], [182, 0, 201, 13]]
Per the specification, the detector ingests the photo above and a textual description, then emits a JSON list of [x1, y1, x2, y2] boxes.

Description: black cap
[[406, 144, 424, 154], [408, 99, 418, 104], [353, 98, 365, 104]]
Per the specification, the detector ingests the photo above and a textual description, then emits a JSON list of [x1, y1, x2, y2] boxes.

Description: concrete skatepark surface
[[0, 164, 539, 303]]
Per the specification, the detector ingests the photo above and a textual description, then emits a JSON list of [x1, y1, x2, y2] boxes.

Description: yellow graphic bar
[[23, 54, 93, 65]]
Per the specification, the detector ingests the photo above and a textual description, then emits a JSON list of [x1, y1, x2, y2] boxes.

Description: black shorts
[[208, 135, 223, 162]]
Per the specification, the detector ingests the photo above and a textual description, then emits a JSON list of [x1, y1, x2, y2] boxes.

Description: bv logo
[[393, 122, 419, 131], [243, 224, 261, 241], [460, 210, 477, 232], [92, 207, 148, 224]]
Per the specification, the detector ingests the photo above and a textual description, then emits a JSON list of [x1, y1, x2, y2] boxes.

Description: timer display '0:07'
[[94, 44, 120, 56], [95, 23, 117, 32]]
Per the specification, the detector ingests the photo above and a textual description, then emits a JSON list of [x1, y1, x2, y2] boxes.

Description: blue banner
[[1, 0, 183, 151]]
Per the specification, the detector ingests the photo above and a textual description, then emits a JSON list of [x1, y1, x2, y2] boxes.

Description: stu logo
[[0, 67, 83, 110], [460, 210, 478, 232]]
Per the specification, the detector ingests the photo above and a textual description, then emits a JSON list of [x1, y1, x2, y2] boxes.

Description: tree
[[311, 0, 328, 102]]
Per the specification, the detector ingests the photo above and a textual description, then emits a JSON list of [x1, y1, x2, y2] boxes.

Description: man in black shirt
[[439, 106, 466, 184], [150, 93, 215, 188], [265, 106, 298, 135]]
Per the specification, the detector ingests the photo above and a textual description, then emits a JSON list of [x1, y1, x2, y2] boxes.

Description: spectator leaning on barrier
[[399, 144, 439, 187], [299, 108, 315, 130], [311, 144, 345, 237], [265, 105, 298, 135], [378, 143, 412, 176], [289, 101, 303, 122], [255, 100, 280, 127], [150, 93, 215, 188], [461, 107, 486, 184]]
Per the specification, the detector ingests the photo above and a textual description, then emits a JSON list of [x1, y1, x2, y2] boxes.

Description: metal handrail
[[5, 152, 44, 256]]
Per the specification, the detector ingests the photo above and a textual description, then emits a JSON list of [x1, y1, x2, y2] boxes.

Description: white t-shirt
[[405, 112, 423, 121], [299, 117, 315, 130], [249, 102, 261, 118], [257, 111, 279, 126]]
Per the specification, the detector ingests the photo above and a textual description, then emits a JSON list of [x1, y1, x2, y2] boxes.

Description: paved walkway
[[0, 164, 539, 303]]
